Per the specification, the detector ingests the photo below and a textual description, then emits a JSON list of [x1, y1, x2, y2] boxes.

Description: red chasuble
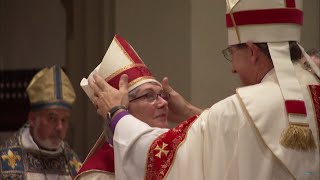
[[77, 143, 115, 174]]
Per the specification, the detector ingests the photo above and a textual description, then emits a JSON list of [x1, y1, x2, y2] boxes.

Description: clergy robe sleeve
[[113, 115, 169, 180]]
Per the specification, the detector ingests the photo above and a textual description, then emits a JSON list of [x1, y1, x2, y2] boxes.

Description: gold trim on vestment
[[74, 169, 115, 180], [144, 116, 199, 180], [162, 116, 199, 180], [307, 85, 320, 146], [235, 89, 295, 179]]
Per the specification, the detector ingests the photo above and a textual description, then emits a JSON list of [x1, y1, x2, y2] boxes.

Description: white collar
[[261, 68, 277, 83], [21, 126, 64, 154]]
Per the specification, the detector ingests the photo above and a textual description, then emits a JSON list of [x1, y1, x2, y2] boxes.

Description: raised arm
[[89, 73, 129, 119], [162, 77, 203, 123], [89, 73, 169, 179]]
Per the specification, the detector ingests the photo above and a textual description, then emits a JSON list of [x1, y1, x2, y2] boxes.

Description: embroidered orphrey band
[[145, 116, 198, 180]]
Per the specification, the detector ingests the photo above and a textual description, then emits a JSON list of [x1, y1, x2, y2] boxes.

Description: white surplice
[[113, 63, 319, 180]]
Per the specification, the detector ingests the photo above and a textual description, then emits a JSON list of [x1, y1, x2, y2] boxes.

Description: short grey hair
[[306, 48, 320, 58], [128, 82, 161, 101], [234, 41, 302, 61]]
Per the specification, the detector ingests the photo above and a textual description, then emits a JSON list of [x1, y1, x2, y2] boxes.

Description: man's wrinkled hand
[[162, 77, 202, 122]]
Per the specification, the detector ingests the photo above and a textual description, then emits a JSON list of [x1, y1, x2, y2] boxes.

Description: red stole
[[145, 116, 198, 180], [308, 85, 320, 134]]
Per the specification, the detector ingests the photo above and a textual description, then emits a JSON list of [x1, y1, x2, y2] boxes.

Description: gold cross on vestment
[[154, 142, 169, 158], [1, 150, 21, 169], [69, 156, 82, 172]]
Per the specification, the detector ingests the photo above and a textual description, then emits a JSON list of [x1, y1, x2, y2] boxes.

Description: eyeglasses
[[222, 47, 232, 62], [129, 91, 170, 104], [222, 44, 248, 62]]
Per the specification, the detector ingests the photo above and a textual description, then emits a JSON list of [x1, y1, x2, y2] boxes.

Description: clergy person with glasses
[[75, 35, 173, 180]]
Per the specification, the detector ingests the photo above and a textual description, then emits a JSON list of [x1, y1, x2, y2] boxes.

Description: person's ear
[[246, 41, 260, 64]]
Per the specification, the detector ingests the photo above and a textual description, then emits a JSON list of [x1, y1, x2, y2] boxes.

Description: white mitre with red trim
[[225, 0, 318, 151], [80, 34, 160, 100], [226, 0, 303, 45]]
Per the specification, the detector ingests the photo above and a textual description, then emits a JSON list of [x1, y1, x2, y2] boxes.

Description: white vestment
[[113, 64, 319, 180]]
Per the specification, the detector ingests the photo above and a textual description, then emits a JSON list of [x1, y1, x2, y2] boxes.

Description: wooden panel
[[0, 69, 38, 131]]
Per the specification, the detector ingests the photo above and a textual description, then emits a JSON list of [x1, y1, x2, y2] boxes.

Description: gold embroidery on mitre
[[154, 143, 169, 158], [1, 150, 21, 169], [128, 76, 156, 87], [69, 156, 82, 172]]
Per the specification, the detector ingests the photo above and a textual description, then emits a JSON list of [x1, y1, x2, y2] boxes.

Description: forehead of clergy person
[[225, 0, 319, 150], [26, 65, 76, 151], [81, 34, 169, 129]]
